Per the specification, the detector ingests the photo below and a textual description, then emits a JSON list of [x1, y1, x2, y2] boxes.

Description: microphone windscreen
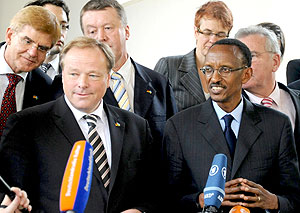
[[60, 140, 93, 213], [203, 153, 227, 209], [229, 205, 250, 213]]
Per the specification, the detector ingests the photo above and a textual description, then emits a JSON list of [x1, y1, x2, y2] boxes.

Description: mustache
[[209, 82, 226, 88]]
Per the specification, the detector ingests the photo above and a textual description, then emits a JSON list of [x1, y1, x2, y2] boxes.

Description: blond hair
[[10, 6, 60, 47]]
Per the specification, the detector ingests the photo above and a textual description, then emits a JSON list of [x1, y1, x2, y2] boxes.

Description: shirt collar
[[245, 82, 279, 106], [0, 44, 27, 80], [110, 55, 131, 84], [64, 95, 105, 123], [212, 96, 244, 124]]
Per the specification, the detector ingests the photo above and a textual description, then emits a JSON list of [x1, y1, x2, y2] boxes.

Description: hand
[[0, 187, 32, 213], [121, 209, 142, 213], [198, 193, 204, 209], [223, 178, 247, 207], [238, 179, 279, 210]]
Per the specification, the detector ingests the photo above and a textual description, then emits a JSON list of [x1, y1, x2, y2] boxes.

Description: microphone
[[0, 175, 29, 213], [59, 140, 94, 213], [229, 205, 250, 213], [202, 154, 227, 213]]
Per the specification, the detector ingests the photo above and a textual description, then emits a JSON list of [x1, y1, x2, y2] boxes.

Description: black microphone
[[0, 175, 29, 213], [202, 154, 227, 213]]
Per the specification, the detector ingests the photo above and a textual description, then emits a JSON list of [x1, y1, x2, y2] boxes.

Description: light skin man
[[0, 37, 158, 212], [25, 0, 70, 79]]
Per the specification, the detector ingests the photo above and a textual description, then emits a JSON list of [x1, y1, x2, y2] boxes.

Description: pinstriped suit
[[162, 98, 300, 212], [154, 49, 206, 112]]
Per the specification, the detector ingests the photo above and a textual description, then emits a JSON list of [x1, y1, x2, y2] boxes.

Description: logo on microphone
[[209, 165, 219, 176], [222, 167, 226, 179]]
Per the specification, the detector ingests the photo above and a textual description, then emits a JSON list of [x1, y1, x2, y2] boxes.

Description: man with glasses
[[235, 25, 300, 160], [154, 1, 233, 111], [162, 38, 300, 212], [25, 0, 70, 80], [0, 6, 60, 137]]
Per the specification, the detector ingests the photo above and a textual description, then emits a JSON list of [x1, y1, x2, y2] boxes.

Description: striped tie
[[261, 97, 273, 107], [84, 114, 110, 190], [111, 72, 131, 110]]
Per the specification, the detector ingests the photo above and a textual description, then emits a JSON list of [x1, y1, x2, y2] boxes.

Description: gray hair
[[80, 0, 127, 33], [235, 25, 280, 56]]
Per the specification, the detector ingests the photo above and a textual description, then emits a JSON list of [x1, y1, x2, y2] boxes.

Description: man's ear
[[5, 28, 14, 45], [242, 67, 253, 84]]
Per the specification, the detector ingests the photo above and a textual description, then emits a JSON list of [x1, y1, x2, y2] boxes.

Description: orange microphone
[[229, 205, 250, 213], [59, 140, 94, 213]]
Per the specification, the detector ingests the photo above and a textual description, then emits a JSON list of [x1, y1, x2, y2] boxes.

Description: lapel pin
[[115, 122, 120, 127], [146, 90, 152, 94], [33, 95, 38, 100]]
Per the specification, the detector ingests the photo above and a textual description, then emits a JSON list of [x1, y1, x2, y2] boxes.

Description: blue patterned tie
[[223, 114, 236, 157], [111, 72, 131, 111]]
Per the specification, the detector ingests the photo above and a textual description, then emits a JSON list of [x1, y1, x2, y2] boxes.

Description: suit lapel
[[52, 96, 85, 146], [198, 101, 233, 169], [178, 50, 206, 103], [103, 88, 119, 107], [132, 59, 156, 117], [104, 104, 125, 193], [231, 99, 262, 178]]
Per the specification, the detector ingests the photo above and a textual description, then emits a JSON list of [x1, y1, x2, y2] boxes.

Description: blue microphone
[[59, 140, 94, 213], [202, 154, 227, 213]]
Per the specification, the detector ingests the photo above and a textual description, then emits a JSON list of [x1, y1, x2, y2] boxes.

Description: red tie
[[261, 97, 273, 108], [0, 74, 22, 136]]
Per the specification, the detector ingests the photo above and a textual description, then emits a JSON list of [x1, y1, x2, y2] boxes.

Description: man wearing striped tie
[[0, 37, 159, 213], [235, 25, 300, 159]]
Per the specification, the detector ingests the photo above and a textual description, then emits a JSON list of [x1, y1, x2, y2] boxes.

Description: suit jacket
[[286, 59, 300, 84], [0, 42, 53, 109], [162, 98, 300, 213], [51, 58, 178, 144], [243, 82, 300, 161], [154, 49, 206, 112], [0, 96, 159, 213], [288, 78, 300, 90]]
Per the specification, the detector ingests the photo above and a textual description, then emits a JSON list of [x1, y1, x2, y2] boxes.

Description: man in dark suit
[[235, 25, 300, 160], [52, 0, 177, 143], [25, 0, 70, 80], [154, 1, 233, 112], [286, 59, 300, 84], [0, 37, 159, 212], [0, 6, 60, 137], [162, 39, 300, 212]]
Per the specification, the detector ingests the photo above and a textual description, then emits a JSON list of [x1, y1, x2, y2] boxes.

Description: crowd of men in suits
[[0, 0, 299, 212]]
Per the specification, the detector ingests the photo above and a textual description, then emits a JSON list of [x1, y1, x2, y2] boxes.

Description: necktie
[[40, 63, 52, 73], [223, 114, 236, 157], [84, 114, 110, 190], [111, 72, 131, 111], [261, 97, 273, 107], [0, 74, 22, 136]]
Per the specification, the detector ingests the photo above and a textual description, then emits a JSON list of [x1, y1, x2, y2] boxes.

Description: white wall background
[[1, 0, 300, 84]]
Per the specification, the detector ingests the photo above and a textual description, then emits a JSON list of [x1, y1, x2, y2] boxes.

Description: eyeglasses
[[61, 23, 70, 32], [251, 51, 274, 59], [197, 28, 228, 39], [200, 66, 248, 77], [17, 34, 51, 53]]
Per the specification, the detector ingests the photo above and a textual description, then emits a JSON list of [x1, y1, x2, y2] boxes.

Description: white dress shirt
[[245, 82, 296, 131], [41, 55, 60, 80], [0, 44, 27, 112], [109, 56, 135, 112], [64, 95, 112, 168]]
